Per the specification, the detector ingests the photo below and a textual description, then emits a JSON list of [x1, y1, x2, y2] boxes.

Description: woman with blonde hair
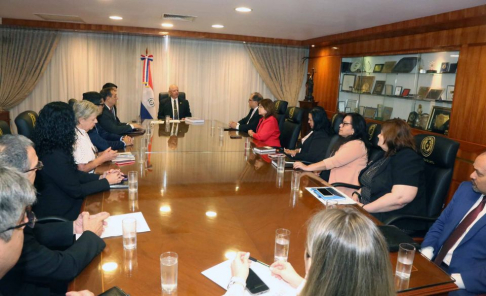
[[73, 100, 117, 173], [227, 208, 395, 296]]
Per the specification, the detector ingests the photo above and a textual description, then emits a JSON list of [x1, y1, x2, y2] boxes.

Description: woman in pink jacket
[[294, 113, 370, 197], [248, 99, 281, 147]]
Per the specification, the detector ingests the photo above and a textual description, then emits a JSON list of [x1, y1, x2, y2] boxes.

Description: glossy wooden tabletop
[[71, 121, 457, 295]]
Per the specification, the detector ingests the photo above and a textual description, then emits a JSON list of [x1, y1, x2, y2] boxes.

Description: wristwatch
[[227, 276, 246, 289]]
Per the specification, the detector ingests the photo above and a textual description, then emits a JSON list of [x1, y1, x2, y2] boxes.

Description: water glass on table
[[276, 155, 285, 173], [274, 228, 291, 262], [161, 252, 178, 294], [396, 243, 416, 278], [122, 218, 137, 250], [165, 115, 170, 123], [325, 200, 338, 209], [291, 170, 301, 191], [128, 171, 138, 192]]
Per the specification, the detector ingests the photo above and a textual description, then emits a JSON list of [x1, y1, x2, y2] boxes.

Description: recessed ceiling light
[[212, 24, 224, 28], [162, 23, 173, 28], [109, 16, 123, 20], [243, 41, 246, 44], [159, 32, 169, 35], [235, 7, 252, 12], [332, 47, 339, 49], [206, 211, 217, 217], [311, 45, 315, 48]]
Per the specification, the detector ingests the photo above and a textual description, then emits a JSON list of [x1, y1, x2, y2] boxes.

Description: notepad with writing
[[202, 259, 297, 295]]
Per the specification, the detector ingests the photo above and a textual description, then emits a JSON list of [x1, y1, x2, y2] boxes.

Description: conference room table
[[70, 121, 457, 295]]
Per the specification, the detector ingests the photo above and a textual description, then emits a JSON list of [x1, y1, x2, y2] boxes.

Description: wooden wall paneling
[[307, 55, 341, 114]]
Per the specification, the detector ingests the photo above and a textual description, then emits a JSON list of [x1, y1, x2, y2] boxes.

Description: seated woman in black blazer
[[33, 102, 123, 220], [354, 119, 426, 230], [284, 107, 331, 163]]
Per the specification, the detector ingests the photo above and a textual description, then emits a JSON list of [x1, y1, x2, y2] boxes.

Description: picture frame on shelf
[[376, 104, 384, 120], [373, 64, 384, 73], [382, 61, 397, 73], [383, 107, 393, 121], [418, 113, 430, 130], [338, 101, 345, 112], [426, 88, 444, 100], [449, 63, 458, 73], [363, 107, 377, 119], [427, 106, 451, 134], [350, 61, 362, 73], [384, 84, 393, 96], [440, 62, 450, 73], [359, 106, 365, 115], [354, 76, 375, 94], [341, 74, 356, 92], [394, 86, 403, 96], [346, 99, 358, 112], [345, 107, 351, 113], [407, 111, 418, 127], [401, 88, 411, 97], [341, 62, 352, 73], [372, 80, 386, 95], [446, 85, 454, 101], [417, 86, 430, 99]]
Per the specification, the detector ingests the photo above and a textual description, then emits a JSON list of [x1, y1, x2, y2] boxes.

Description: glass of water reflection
[[274, 228, 291, 262], [160, 252, 178, 294], [396, 243, 416, 278], [122, 218, 137, 250]]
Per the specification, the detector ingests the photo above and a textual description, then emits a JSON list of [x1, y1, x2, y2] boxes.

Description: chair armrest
[[384, 215, 438, 225], [331, 182, 361, 190]]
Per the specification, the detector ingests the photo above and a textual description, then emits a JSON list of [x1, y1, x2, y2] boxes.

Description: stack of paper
[[306, 187, 356, 205], [101, 212, 151, 239], [185, 117, 205, 124], [253, 146, 277, 154], [112, 152, 135, 165]]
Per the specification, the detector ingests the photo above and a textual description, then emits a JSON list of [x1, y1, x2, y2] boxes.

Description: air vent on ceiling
[[34, 13, 85, 23], [163, 14, 197, 22]]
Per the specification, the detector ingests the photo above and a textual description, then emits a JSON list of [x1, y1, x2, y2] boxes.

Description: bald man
[[157, 84, 192, 120]]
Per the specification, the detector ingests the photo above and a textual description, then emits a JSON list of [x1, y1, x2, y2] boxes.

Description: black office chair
[[274, 100, 288, 132], [366, 122, 384, 163], [280, 107, 303, 149], [325, 113, 345, 158], [384, 134, 460, 235], [0, 120, 11, 137], [68, 98, 77, 107], [15, 111, 38, 140]]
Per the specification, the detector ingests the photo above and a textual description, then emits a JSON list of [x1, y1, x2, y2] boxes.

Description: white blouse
[[73, 127, 97, 173]]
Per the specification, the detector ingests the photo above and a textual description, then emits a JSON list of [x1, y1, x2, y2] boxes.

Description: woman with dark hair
[[355, 119, 425, 230], [33, 102, 123, 220], [284, 107, 331, 163], [294, 113, 369, 197], [227, 208, 395, 296], [247, 99, 281, 147]]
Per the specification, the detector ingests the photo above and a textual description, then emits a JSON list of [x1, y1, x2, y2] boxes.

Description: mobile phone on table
[[317, 188, 334, 196], [246, 268, 269, 294]]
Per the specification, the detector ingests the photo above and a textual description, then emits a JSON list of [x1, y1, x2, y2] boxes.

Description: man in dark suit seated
[[228, 92, 263, 132], [82, 91, 133, 151], [0, 135, 107, 296], [97, 86, 142, 135], [157, 84, 192, 120], [421, 152, 486, 295]]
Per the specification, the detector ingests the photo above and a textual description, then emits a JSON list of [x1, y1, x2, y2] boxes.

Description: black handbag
[[378, 225, 420, 252]]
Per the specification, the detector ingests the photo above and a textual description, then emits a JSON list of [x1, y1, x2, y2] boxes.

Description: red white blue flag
[[140, 50, 156, 120]]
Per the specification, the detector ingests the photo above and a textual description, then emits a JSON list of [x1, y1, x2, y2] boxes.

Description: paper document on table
[[306, 187, 356, 205], [151, 120, 164, 124], [101, 212, 151, 239], [202, 260, 297, 296]]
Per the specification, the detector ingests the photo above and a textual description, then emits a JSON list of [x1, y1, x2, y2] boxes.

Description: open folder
[[202, 259, 297, 295]]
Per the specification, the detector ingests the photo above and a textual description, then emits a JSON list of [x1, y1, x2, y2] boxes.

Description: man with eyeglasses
[[0, 135, 108, 296], [228, 92, 263, 132]]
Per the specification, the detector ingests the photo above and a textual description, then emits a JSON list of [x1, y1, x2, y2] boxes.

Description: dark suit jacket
[[238, 108, 261, 133], [33, 149, 110, 220], [97, 105, 133, 135], [422, 181, 486, 295], [157, 97, 192, 119], [158, 123, 190, 137], [0, 223, 105, 296], [288, 130, 330, 163], [88, 123, 125, 151]]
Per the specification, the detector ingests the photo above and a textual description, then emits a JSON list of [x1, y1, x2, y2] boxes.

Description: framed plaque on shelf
[[383, 107, 393, 121], [354, 76, 375, 94], [426, 89, 444, 100], [372, 81, 386, 95], [373, 64, 384, 73], [417, 86, 430, 99], [427, 106, 451, 133], [341, 74, 356, 92], [394, 86, 403, 96], [446, 85, 454, 101], [384, 84, 393, 96], [382, 61, 397, 73], [401, 88, 411, 97], [363, 107, 377, 119], [440, 62, 450, 73]]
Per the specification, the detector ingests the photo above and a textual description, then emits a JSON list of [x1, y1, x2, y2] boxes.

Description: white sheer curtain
[[10, 31, 307, 132]]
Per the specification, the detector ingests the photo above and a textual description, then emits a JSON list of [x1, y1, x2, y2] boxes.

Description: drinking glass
[[325, 200, 338, 209], [291, 171, 301, 191], [276, 171, 284, 188], [122, 218, 137, 250], [128, 171, 138, 192], [396, 243, 416, 278], [274, 228, 290, 262], [161, 252, 178, 294], [165, 115, 170, 123]]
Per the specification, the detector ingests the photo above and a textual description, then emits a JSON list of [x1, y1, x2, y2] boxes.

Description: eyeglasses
[[24, 161, 43, 173], [0, 208, 67, 234]]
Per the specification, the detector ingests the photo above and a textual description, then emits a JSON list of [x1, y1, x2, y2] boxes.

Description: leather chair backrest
[[159, 92, 186, 104], [325, 113, 345, 158], [68, 98, 77, 107], [366, 123, 384, 162], [15, 111, 38, 140], [274, 100, 288, 132], [0, 120, 11, 137], [280, 107, 303, 149], [414, 134, 459, 218]]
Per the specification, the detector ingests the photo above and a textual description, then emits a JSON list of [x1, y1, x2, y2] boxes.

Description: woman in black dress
[[284, 107, 331, 163], [33, 102, 123, 220]]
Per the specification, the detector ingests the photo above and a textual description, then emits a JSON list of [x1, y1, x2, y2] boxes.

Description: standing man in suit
[[228, 92, 263, 132], [157, 84, 192, 120], [97, 86, 142, 135], [421, 152, 486, 295], [0, 135, 108, 296]]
